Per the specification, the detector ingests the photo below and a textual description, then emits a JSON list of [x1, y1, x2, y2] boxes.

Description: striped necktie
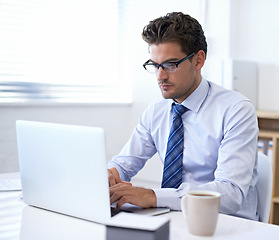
[[161, 104, 188, 188]]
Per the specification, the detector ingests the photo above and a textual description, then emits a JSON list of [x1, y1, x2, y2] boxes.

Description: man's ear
[[193, 50, 206, 70]]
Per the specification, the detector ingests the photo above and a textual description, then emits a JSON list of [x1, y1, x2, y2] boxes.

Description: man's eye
[[163, 63, 176, 68]]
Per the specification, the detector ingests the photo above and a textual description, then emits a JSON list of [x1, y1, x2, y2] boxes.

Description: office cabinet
[[222, 60, 258, 108]]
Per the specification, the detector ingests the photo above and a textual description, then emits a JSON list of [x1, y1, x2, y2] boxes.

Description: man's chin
[[161, 90, 173, 99]]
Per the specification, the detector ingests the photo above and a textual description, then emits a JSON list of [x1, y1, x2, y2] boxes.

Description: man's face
[[149, 42, 201, 103]]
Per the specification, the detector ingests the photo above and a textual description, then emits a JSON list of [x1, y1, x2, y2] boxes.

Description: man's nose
[[156, 67, 168, 80]]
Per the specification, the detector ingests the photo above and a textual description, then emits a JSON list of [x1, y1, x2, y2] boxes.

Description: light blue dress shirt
[[108, 77, 259, 220]]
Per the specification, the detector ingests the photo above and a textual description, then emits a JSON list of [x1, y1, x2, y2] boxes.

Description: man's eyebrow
[[149, 58, 180, 64], [164, 58, 180, 63]]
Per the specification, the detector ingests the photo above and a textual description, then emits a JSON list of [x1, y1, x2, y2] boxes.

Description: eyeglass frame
[[143, 52, 196, 73]]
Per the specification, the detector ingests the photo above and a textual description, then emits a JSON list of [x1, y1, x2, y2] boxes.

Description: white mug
[[181, 190, 221, 236]]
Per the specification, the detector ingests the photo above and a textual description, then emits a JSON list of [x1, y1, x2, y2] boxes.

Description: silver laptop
[[16, 120, 169, 224]]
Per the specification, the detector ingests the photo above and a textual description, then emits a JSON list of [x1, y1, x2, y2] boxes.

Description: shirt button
[[182, 170, 186, 174]]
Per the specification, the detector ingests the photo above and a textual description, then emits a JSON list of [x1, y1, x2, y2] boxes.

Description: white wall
[[1, 1, 279, 187], [230, 0, 279, 111], [202, 0, 279, 111]]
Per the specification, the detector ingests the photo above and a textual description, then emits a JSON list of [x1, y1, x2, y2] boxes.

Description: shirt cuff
[[152, 188, 181, 210], [107, 161, 130, 182]]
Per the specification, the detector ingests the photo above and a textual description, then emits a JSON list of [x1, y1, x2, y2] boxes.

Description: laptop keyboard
[[110, 206, 134, 217], [111, 207, 121, 217]]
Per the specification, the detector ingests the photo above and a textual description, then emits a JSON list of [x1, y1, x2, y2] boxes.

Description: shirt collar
[[168, 76, 210, 114]]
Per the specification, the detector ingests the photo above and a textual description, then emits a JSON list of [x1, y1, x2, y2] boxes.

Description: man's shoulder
[[140, 98, 171, 121], [205, 81, 257, 122], [208, 81, 251, 105], [146, 98, 171, 110]]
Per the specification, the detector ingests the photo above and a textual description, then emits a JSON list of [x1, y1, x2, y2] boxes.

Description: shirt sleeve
[[154, 100, 259, 216], [153, 179, 243, 212], [107, 104, 158, 181]]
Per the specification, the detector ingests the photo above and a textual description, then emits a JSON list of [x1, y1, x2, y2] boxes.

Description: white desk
[[1, 174, 279, 240]]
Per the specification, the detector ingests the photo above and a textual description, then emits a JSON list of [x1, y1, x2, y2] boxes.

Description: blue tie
[[161, 104, 188, 188]]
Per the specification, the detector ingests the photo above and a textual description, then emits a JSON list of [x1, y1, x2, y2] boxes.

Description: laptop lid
[[16, 120, 111, 224]]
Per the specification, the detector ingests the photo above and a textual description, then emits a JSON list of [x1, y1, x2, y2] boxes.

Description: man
[[108, 12, 259, 220]]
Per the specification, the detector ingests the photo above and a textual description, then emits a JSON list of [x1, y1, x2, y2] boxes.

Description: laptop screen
[[16, 120, 111, 223]]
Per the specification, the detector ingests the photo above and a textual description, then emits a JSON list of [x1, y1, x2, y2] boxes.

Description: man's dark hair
[[142, 12, 207, 58]]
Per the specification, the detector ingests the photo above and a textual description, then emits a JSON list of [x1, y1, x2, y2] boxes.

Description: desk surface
[[1, 175, 279, 240]]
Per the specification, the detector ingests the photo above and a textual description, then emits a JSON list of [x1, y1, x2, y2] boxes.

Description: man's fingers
[[111, 190, 135, 210], [110, 182, 129, 200], [109, 183, 157, 209], [116, 195, 130, 209], [120, 180, 131, 184], [108, 174, 116, 186], [108, 168, 121, 186]]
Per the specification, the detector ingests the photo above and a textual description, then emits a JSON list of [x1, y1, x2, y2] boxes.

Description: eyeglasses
[[143, 52, 196, 73]]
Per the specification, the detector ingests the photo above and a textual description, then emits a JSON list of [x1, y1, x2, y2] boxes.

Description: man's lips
[[159, 82, 173, 89]]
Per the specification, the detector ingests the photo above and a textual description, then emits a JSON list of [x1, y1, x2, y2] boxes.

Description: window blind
[[0, 0, 132, 103]]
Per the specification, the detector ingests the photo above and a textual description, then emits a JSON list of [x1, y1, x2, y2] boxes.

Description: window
[[0, 0, 132, 104]]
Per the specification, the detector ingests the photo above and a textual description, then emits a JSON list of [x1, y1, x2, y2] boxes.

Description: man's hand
[[108, 167, 131, 186], [108, 167, 122, 186], [110, 183, 157, 209]]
